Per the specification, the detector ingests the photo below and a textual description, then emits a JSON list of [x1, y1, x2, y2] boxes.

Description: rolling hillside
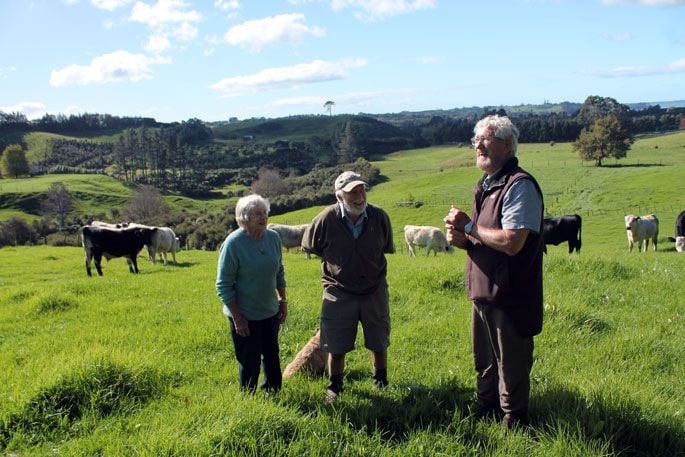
[[1, 131, 684, 455]]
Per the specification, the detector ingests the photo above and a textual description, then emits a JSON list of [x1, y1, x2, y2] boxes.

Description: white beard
[[343, 200, 366, 217]]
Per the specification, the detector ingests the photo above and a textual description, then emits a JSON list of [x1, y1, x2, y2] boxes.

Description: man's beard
[[343, 200, 366, 217]]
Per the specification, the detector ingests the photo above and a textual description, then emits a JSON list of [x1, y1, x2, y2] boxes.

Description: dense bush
[[0, 217, 38, 247]]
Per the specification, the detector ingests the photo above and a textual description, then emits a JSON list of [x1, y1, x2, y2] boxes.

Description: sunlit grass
[[1, 131, 684, 455]]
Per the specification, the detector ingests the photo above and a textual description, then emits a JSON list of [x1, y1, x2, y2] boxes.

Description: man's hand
[[444, 205, 472, 232], [446, 226, 469, 249]]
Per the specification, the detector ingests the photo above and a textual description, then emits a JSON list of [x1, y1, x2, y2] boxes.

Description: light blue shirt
[[216, 228, 286, 320], [339, 202, 368, 239], [501, 179, 542, 232]]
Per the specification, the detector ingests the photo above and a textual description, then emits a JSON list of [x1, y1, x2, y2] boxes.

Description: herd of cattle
[[79, 210, 684, 276], [399, 210, 684, 257]]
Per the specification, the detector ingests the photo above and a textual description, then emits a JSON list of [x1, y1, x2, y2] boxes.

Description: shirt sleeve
[[274, 233, 286, 289], [215, 236, 238, 306], [501, 179, 542, 232], [301, 218, 322, 257]]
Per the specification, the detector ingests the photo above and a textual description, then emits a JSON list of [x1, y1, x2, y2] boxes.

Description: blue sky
[[1, 0, 683, 123]]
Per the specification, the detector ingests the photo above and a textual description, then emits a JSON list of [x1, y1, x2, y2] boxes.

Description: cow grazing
[[81, 225, 157, 276], [543, 214, 582, 254], [625, 214, 659, 253], [267, 223, 310, 258], [403, 225, 454, 257], [147, 226, 181, 265]]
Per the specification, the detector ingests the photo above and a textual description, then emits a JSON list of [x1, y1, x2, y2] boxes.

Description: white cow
[[625, 214, 659, 253], [403, 225, 454, 257], [267, 223, 310, 258], [147, 226, 181, 265]]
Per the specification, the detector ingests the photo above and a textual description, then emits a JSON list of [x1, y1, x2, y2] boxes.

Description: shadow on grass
[[602, 163, 664, 168], [281, 377, 474, 444], [532, 385, 684, 456], [151, 261, 196, 269], [280, 378, 683, 455]]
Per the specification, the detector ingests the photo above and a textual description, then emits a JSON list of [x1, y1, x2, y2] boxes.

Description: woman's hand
[[233, 313, 250, 337], [278, 300, 288, 325]]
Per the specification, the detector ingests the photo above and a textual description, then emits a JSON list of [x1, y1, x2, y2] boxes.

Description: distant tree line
[[0, 111, 162, 134], [420, 102, 682, 145]]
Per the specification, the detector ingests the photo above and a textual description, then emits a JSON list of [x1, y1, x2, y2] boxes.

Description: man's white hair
[[474, 115, 519, 155]]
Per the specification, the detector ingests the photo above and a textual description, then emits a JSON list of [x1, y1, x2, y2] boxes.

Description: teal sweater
[[216, 228, 286, 321]]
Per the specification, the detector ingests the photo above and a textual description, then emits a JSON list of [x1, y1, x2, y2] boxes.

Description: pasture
[[1, 132, 684, 455]]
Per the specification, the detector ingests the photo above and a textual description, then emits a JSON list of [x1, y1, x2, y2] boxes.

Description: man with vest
[[302, 171, 395, 403], [444, 115, 544, 430]]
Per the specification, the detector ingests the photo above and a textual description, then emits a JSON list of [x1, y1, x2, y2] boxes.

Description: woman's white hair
[[235, 194, 270, 228], [474, 115, 519, 155]]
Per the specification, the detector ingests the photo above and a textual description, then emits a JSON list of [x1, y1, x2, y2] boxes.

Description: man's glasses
[[471, 135, 505, 147]]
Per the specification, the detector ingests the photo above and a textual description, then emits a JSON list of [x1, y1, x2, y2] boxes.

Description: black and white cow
[[81, 225, 158, 276], [543, 214, 582, 254]]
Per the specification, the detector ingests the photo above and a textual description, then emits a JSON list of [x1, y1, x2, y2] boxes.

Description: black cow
[[676, 210, 685, 237], [81, 225, 158, 276], [543, 214, 582, 254]]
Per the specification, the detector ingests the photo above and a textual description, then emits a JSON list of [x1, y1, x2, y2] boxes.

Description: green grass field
[[1, 133, 684, 455]]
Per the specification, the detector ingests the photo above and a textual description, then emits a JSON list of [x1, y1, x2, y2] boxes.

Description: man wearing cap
[[302, 171, 395, 402]]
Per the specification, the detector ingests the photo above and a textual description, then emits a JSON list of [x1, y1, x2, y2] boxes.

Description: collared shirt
[[339, 202, 368, 239], [483, 171, 542, 233]]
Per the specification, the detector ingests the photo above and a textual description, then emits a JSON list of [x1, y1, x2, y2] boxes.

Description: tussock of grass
[[9, 290, 34, 302], [33, 292, 77, 313], [0, 359, 169, 449]]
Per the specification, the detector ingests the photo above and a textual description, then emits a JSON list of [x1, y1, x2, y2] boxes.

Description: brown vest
[[466, 157, 544, 337]]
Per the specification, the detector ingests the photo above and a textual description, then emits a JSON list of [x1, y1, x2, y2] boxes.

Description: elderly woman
[[216, 194, 288, 392]]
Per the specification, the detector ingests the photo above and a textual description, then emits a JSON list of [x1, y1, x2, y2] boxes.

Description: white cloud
[[209, 58, 367, 97], [0, 66, 17, 80], [418, 55, 446, 64], [214, 0, 240, 10], [592, 58, 685, 77], [129, 0, 201, 28], [49, 50, 171, 86], [91, 0, 133, 11], [224, 14, 325, 52], [0, 102, 47, 120], [604, 32, 632, 41], [144, 34, 171, 52], [173, 22, 198, 41], [601, 0, 685, 5], [331, 0, 437, 21]]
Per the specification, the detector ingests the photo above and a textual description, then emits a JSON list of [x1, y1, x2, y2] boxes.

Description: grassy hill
[[0, 132, 684, 455], [0, 174, 231, 222]]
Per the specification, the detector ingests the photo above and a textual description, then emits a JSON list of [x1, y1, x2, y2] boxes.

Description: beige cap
[[334, 171, 367, 192]]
